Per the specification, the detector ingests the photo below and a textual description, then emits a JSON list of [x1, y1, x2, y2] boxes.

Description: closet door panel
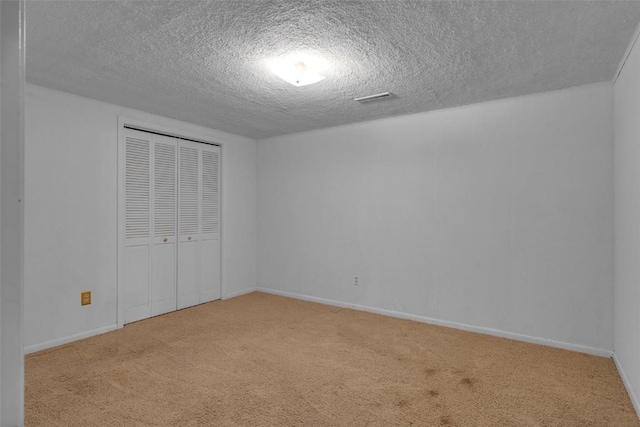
[[123, 131, 152, 324], [178, 241, 199, 309], [178, 140, 200, 309], [152, 136, 178, 316], [124, 245, 151, 323], [199, 145, 221, 302], [199, 240, 220, 302], [153, 244, 176, 316]]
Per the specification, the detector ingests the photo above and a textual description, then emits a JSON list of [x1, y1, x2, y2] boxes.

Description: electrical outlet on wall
[[354, 275, 360, 286], [81, 291, 91, 306]]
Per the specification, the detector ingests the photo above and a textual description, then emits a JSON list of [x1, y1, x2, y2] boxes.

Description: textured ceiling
[[26, 1, 640, 139]]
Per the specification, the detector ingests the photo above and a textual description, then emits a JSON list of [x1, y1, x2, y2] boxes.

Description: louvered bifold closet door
[[177, 140, 201, 309], [177, 140, 221, 309], [199, 143, 221, 303], [123, 129, 153, 323], [123, 128, 178, 324], [151, 134, 178, 317]]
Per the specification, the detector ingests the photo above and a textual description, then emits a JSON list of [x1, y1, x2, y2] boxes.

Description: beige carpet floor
[[26, 292, 638, 426]]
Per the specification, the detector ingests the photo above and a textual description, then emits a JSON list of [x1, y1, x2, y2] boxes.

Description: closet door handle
[[188, 236, 192, 241], [163, 237, 168, 243]]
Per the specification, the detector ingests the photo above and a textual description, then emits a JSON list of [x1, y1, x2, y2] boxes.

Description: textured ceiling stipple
[[26, 1, 640, 139]]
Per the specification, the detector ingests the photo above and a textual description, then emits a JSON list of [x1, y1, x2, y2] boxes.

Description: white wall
[[24, 79, 617, 359], [1, 1, 26, 424], [258, 83, 614, 354], [614, 29, 640, 416], [24, 84, 257, 352]]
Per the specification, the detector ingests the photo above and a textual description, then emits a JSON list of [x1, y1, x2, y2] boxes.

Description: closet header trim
[[123, 125, 220, 147]]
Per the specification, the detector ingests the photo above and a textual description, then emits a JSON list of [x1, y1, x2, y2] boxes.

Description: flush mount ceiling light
[[268, 54, 327, 87]]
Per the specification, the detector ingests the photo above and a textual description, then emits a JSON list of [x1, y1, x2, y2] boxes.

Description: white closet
[[121, 127, 221, 324]]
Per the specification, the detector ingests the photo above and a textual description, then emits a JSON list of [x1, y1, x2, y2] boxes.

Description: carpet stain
[[69, 379, 95, 397], [429, 389, 439, 397], [424, 368, 436, 376], [460, 377, 477, 388], [396, 399, 409, 407], [440, 415, 453, 425]]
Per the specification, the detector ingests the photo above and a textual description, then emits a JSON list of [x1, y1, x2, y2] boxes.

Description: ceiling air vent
[[354, 92, 392, 102]]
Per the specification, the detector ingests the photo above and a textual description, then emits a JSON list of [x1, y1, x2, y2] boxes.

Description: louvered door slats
[[179, 146, 199, 236], [154, 143, 176, 237], [125, 138, 150, 239], [202, 150, 220, 235]]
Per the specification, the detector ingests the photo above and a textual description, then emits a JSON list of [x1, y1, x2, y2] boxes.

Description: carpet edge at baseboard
[[254, 287, 614, 358], [24, 324, 119, 355], [223, 287, 258, 300], [614, 352, 640, 420]]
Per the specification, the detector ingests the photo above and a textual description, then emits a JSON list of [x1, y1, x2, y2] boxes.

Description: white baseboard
[[24, 289, 614, 360], [614, 352, 640, 419], [24, 324, 119, 355], [24, 288, 251, 354], [223, 287, 258, 300], [256, 288, 613, 358]]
